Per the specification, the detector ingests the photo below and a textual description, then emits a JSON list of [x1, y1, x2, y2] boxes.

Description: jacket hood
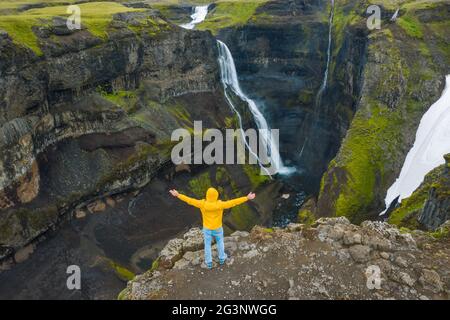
[[206, 188, 219, 201]]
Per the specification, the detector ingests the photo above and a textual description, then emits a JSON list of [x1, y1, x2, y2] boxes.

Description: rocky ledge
[[121, 217, 450, 300]]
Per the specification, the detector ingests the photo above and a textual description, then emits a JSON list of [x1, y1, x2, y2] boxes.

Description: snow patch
[[384, 74, 450, 209]]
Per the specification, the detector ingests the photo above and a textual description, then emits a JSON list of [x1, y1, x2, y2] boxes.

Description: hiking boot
[[219, 258, 226, 265], [206, 262, 213, 269]]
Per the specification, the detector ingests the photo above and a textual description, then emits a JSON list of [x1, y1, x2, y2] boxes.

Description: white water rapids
[[180, 5, 209, 29], [383, 74, 450, 211]]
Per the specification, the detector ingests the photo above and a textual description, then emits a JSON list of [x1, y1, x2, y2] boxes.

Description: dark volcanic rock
[[315, 1, 450, 222], [0, 9, 228, 255], [418, 155, 450, 230], [216, 0, 368, 192]]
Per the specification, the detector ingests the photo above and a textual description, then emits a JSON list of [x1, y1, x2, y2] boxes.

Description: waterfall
[[315, 0, 335, 107], [217, 40, 294, 176], [299, 0, 335, 159], [180, 5, 293, 175], [180, 5, 209, 29], [383, 74, 450, 212], [390, 8, 400, 22]]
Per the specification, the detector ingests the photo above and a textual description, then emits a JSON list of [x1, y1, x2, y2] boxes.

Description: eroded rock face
[[0, 10, 219, 202], [216, 0, 368, 192], [316, 1, 450, 222], [0, 10, 225, 256], [418, 155, 450, 230], [122, 218, 449, 300], [388, 154, 450, 231], [0, 108, 131, 209], [0, 11, 220, 123]]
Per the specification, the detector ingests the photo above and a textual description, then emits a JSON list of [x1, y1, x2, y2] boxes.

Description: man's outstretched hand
[[247, 192, 256, 200], [169, 189, 179, 197]]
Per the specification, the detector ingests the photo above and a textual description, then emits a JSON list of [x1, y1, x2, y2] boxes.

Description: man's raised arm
[[221, 192, 256, 209], [169, 189, 203, 208]]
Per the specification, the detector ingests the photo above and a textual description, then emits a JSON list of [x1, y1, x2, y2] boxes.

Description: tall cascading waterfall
[[217, 40, 295, 176], [180, 4, 293, 175], [382, 74, 450, 214], [180, 5, 209, 29], [299, 0, 335, 159], [315, 0, 335, 107]]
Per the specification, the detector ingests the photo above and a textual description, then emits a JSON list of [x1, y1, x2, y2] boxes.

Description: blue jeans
[[203, 227, 227, 265]]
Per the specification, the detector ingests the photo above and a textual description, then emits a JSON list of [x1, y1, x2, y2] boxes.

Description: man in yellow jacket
[[169, 187, 256, 269]]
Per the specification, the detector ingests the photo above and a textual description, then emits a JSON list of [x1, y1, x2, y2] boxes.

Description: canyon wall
[[316, 1, 449, 223], [190, 0, 449, 225], [0, 7, 230, 257], [187, 0, 369, 193]]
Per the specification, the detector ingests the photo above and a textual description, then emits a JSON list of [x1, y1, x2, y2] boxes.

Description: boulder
[[87, 200, 106, 213], [75, 209, 86, 219], [348, 245, 371, 263], [397, 272, 416, 287], [182, 228, 204, 252], [159, 238, 184, 269], [419, 269, 444, 293], [343, 231, 362, 245]]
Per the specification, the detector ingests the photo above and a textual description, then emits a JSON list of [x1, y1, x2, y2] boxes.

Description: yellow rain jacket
[[178, 188, 248, 230]]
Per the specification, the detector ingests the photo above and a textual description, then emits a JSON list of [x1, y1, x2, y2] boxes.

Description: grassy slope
[[0, 0, 76, 11], [0, 2, 145, 54], [389, 155, 450, 228], [196, 0, 269, 35], [318, 0, 449, 223]]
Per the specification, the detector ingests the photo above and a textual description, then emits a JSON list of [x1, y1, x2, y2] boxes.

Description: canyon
[[0, 0, 449, 299]]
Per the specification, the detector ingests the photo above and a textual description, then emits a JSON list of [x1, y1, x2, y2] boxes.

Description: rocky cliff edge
[[121, 217, 450, 300]]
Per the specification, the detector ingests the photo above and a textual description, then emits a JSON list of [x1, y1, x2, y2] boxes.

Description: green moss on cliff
[[397, 16, 423, 39], [332, 102, 403, 222], [0, 0, 78, 11], [298, 197, 317, 225], [128, 15, 172, 38], [389, 193, 426, 228], [389, 163, 449, 228], [430, 224, 450, 239], [197, 0, 268, 34], [101, 90, 137, 113], [96, 143, 158, 188], [108, 260, 135, 281], [0, 2, 144, 54], [317, 0, 448, 223], [229, 203, 258, 230], [149, 257, 160, 272], [242, 164, 269, 190], [0, 16, 44, 54], [298, 208, 316, 226], [332, 3, 360, 52], [117, 288, 128, 300], [189, 171, 212, 198], [168, 104, 192, 126]]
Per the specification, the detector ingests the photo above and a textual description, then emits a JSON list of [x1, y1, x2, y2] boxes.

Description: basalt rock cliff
[[159, 0, 449, 227], [0, 5, 231, 260], [0, 0, 449, 295]]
